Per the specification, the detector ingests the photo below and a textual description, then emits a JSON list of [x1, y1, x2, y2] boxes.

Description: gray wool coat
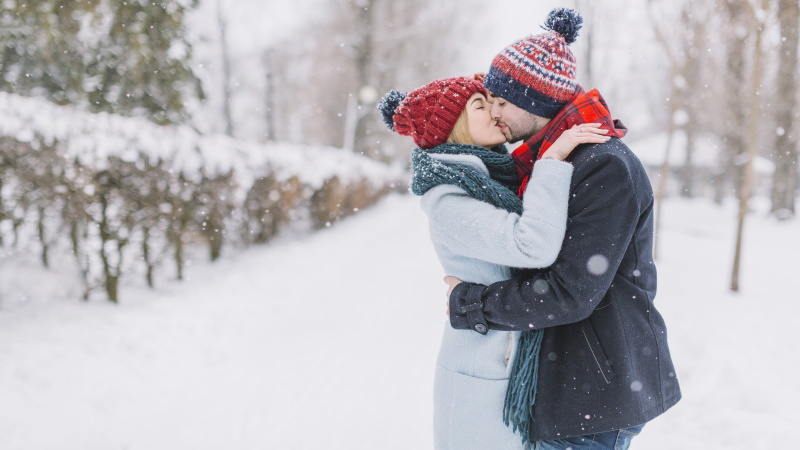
[[418, 153, 574, 450]]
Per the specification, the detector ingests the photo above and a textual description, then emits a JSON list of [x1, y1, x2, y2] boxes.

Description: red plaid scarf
[[511, 88, 627, 197]]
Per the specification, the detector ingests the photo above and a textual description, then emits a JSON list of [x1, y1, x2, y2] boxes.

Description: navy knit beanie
[[484, 8, 583, 119]]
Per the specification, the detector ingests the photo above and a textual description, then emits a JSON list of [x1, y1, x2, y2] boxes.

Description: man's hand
[[444, 276, 464, 317]]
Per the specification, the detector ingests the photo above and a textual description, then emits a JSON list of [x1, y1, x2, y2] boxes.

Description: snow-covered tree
[[0, 0, 202, 124]]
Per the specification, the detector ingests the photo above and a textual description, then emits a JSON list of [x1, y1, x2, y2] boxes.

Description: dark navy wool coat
[[449, 137, 681, 442]]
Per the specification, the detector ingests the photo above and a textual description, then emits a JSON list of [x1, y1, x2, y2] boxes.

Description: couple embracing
[[378, 8, 681, 450]]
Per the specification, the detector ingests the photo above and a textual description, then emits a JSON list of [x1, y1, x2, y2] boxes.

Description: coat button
[[474, 324, 487, 334]]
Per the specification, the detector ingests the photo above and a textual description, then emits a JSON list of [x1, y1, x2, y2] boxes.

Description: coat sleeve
[[448, 151, 642, 332], [422, 158, 573, 269]]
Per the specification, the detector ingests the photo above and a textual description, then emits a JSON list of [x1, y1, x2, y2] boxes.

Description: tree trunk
[[680, 12, 703, 199], [217, 0, 235, 137], [175, 232, 185, 281], [681, 126, 696, 197], [106, 274, 119, 304], [69, 218, 91, 301], [654, 104, 676, 261], [98, 193, 118, 303], [719, 0, 749, 204], [142, 226, 154, 288], [37, 205, 49, 268], [171, 213, 188, 282], [646, 0, 685, 261], [207, 207, 224, 262], [264, 48, 275, 142], [770, 0, 799, 218], [0, 175, 4, 247], [352, 0, 376, 157], [731, 6, 767, 292]]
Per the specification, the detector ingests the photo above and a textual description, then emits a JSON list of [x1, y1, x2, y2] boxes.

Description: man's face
[[487, 93, 550, 143]]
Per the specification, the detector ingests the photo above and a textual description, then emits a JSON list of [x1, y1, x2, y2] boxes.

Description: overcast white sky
[[189, 0, 660, 139], [245, 0, 651, 95], [227, 0, 625, 69]]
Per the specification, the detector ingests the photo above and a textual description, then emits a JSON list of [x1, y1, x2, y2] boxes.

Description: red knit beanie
[[377, 77, 486, 149]]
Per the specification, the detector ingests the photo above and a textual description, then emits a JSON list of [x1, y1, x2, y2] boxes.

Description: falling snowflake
[[587, 254, 609, 275]]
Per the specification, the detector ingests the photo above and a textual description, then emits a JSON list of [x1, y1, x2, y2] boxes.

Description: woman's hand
[[541, 123, 610, 161], [444, 276, 464, 317]]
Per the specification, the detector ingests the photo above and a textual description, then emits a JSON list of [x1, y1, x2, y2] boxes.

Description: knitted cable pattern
[[409, 143, 519, 210]]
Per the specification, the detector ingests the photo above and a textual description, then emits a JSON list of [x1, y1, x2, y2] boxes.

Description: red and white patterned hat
[[484, 8, 583, 119]]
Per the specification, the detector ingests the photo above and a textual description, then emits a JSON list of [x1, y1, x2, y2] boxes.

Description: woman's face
[[466, 93, 507, 148]]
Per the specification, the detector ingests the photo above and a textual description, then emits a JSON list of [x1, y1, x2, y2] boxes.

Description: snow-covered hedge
[[0, 92, 404, 302]]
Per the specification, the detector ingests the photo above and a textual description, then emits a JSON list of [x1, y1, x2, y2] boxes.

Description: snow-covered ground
[[0, 193, 796, 450]]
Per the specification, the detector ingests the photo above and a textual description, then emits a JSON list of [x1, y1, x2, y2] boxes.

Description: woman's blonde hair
[[447, 109, 473, 146]]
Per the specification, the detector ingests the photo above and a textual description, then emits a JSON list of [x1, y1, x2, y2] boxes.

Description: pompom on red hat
[[378, 76, 486, 150]]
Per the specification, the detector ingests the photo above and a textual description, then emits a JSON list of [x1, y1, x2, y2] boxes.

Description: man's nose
[[490, 102, 501, 120]]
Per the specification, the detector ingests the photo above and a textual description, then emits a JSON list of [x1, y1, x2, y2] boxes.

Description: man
[[445, 8, 681, 449]]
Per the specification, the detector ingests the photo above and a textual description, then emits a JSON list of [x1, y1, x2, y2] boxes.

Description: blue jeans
[[528, 424, 645, 450]]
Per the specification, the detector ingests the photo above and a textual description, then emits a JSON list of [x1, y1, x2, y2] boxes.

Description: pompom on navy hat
[[484, 7, 583, 119], [377, 76, 486, 150]]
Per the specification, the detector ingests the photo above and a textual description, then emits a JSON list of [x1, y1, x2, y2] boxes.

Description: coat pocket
[[433, 367, 526, 450], [579, 319, 616, 387], [438, 327, 514, 379]]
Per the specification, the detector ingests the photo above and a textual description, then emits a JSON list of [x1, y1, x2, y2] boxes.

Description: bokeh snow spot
[[587, 254, 609, 275], [533, 279, 549, 294]]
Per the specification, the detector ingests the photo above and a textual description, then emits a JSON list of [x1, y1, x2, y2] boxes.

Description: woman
[[378, 76, 609, 450]]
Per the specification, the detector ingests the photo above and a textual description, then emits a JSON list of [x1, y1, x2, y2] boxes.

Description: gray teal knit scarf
[[409, 143, 520, 211]]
